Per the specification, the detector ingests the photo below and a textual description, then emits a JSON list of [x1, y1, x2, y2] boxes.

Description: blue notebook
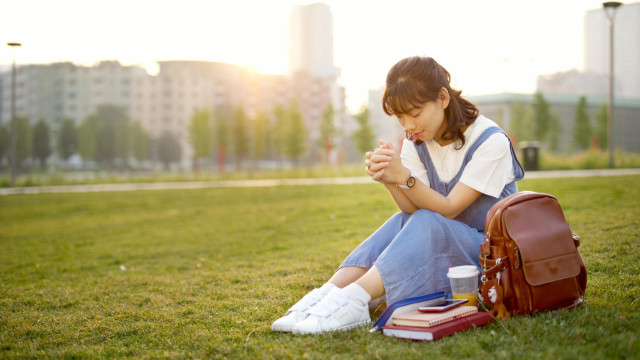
[[370, 291, 447, 332]]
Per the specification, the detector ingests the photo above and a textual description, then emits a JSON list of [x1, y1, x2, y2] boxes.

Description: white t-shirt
[[400, 115, 515, 198]]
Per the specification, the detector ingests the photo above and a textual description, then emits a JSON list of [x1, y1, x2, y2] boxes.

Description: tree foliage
[[16, 117, 32, 166], [213, 106, 232, 166], [95, 105, 129, 166], [130, 122, 150, 162], [532, 93, 552, 142], [252, 111, 270, 163], [573, 96, 592, 151], [58, 119, 78, 161], [318, 104, 339, 163], [32, 120, 51, 169], [272, 105, 287, 161], [156, 131, 182, 169], [509, 102, 533, 142], [0, 124, 9, 164], [77, 105, 133, 167], [77, 116, 97, 163], [351, 107, 375, 155], [189, 109, 212, 160], [233, 106, 249, 168], [595, 103, 608, 149], [282, 100, 307, 163], [547, 114, 562, 153]]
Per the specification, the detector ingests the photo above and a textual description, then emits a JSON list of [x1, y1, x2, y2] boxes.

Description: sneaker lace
[[289, 289, 323, 312], [308, 290, 349, 318]]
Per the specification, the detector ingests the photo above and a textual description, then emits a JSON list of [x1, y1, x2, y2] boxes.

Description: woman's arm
[[382, 183, 419, 213], [370, 141, 482, 218], [365, 141, 419, 213]]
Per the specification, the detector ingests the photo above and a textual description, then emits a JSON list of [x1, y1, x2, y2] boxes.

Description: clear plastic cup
[[447, 265, 480, 306]]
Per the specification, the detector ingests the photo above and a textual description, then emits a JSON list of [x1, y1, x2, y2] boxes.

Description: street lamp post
[[603, 2, 622, 168], [7, 42, 22, 187]]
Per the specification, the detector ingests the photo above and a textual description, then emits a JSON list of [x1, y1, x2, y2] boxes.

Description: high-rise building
[[288, 3, 340, 78], [584, 2, 640, 99], [537, 3, 639, 99], [287, 3, 346, 163], [0, 61, 144, 128]]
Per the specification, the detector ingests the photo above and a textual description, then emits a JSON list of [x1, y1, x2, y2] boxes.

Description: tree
[[96, 116, 117, 167], [252, 111, 271, 166], [16, 117, 32, 168], [547, 114, 563, 153], [78, 115, 98, 163], [573, 96, 592, 151], [0, 124, 8, 165], [189, 109, 212, 172], [94, 105, 129, 167], [283, 100, 307, 164], [532, 93, 552, 142], [32, 120, 51, 169], [509, 102, 533, 142], [115, 116, 131, 167], [351, 107, 375, 155], [213, 109, 231, 172], [272, 104, 287, 165], [318, 104, 338, 164], [233, 105, 249, 170], [156, 131, 182, 170], [58, 118, 78, 161], [595, 103, 608, 150], [130, 122, 150, 163]]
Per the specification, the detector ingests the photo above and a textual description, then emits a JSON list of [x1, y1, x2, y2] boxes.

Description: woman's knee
[[410, 208, 445, 222], [386, 211, 411, 226]]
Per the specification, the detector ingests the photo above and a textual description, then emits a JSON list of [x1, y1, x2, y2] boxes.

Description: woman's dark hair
[[382, 56, 479, 148]]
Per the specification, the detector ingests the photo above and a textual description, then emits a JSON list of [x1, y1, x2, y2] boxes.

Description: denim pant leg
[[374, 209, 485, 305], [339, 212, 411, 270]]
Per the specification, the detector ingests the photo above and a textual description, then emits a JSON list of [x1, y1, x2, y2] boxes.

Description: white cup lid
[[447, 265, 479, 278]]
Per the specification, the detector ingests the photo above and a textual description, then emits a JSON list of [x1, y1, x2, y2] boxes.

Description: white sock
[[319, 282, 337, 295], [342, 283, 372, 306]]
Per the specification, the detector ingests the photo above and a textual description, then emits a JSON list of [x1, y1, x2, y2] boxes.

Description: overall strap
[[455, 126, 524, 183], [413, 142, 442, 193]]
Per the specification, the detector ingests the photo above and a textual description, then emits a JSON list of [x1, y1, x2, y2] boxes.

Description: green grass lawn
[[1, 176, 638, 359]]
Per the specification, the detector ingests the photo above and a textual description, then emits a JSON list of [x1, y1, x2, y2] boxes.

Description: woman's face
[[396, 89, 449, 145]]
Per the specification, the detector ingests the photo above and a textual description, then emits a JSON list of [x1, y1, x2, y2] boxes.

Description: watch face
[[407, 176, 416, 188]]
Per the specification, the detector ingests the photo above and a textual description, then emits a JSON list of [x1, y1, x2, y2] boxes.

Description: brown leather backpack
[[479, 191, 587, 318]]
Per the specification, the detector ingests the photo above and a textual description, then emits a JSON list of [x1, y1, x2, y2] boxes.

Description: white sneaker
[[291, 287, 371, 335], [271, 288, 327, 332]]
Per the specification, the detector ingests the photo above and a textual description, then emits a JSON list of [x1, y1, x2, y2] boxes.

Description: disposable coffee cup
[[447, 265, 480, 306]]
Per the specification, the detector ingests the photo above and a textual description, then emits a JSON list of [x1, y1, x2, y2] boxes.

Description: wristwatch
[[397, 173, 416, 190]]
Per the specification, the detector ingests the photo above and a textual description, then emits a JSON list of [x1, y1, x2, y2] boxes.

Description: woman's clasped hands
[[365, 139, 408, 185]]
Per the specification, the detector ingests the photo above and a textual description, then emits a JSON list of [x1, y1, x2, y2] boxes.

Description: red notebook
[[382, 312, 494, 341]]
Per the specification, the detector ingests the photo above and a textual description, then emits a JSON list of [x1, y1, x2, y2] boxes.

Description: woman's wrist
[[396, 168, 412, 185]]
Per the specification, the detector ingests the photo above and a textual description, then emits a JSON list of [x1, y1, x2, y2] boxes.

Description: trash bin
[[519, 141, 540, 171]]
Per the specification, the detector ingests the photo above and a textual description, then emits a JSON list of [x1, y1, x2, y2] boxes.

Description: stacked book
[[371, 292, 494, 341]]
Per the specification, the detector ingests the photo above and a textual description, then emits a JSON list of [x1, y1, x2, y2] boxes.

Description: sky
[[0, 0, 615, 112]]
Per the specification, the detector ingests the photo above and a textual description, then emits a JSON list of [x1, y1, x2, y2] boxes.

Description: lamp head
[[603, 1, 622, 9], [603, 2, 623, 20]]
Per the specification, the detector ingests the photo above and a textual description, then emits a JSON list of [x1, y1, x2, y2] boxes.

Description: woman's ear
[[439, 87, 450, 109]]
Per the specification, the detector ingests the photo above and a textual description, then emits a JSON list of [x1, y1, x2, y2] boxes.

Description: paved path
[[1, 168, 639, 196]]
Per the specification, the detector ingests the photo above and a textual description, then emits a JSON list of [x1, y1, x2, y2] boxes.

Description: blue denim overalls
[[339, 126, 525, 304]]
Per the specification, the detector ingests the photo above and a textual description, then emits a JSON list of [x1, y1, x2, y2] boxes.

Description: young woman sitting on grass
[[271, 56, 524, 335]]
